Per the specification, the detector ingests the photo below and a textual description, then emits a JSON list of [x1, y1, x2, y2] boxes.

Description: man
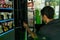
[[23, 6, 60, 40]]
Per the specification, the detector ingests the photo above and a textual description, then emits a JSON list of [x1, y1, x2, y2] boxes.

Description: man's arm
[[23, 22, 37, 38]]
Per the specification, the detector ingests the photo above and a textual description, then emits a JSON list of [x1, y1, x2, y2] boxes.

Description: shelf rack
[[0, 18, 14, 23]]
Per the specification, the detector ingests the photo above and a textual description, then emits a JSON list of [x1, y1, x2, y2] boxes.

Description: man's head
[[41, 6, 55, 24]]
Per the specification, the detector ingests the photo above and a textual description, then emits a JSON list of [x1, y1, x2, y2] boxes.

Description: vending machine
[[27, 0, 60, 40], [14, 0, 60, 40]]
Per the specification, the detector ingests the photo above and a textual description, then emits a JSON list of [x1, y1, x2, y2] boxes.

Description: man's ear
[[44, 15, 47, 19]]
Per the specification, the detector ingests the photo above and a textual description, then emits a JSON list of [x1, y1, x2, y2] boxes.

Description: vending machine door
[[14, 0, 27, 40]]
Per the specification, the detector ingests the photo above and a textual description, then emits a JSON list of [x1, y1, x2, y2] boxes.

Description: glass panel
[[50, 0, 59, 19]]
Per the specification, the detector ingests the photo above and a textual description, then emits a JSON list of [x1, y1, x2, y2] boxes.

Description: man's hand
[[23, 22, 28, 28], [23, 22, 37, 38]]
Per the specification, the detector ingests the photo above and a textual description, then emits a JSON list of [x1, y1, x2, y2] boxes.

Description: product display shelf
[[0, 8, 13, 12], [0, 7, 14, 33], [0, 8, 13, 10], [0, 0, 14, 40], [0, 29, 14, 37], [0, 28, 15, 40], [0, 7, 14, 31], [0, 18, 14, 23]]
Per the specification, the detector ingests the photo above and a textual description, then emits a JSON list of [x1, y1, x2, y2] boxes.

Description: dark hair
[[41, 6, 55, 19]]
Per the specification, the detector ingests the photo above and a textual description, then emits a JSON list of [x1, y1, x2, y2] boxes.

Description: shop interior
[[0, 0, 59, 40]]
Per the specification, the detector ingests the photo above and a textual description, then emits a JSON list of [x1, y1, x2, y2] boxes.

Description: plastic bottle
[[35, 8, 42, 24]]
